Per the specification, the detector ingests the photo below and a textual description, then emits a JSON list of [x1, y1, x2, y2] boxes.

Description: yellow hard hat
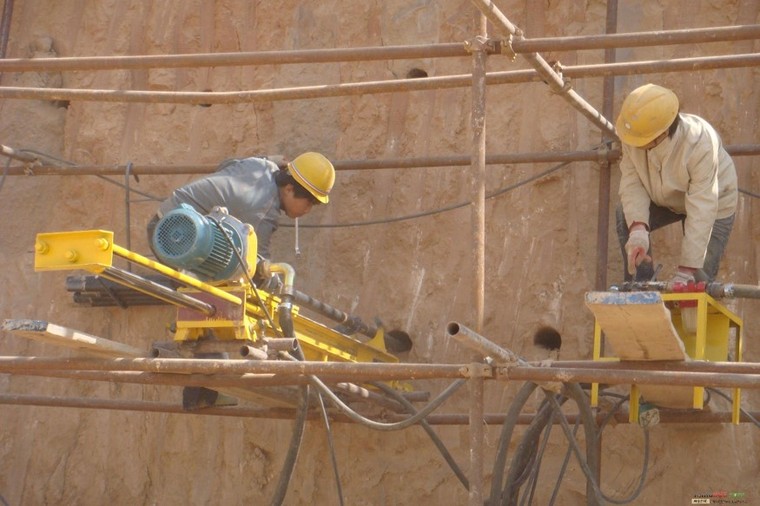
[[616, 84, 679, 147], [287, 152, 335, 204]]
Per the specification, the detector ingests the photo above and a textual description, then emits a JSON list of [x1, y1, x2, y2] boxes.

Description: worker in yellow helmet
[[615, 83, 737, 286], [147, 152, 335, 260]]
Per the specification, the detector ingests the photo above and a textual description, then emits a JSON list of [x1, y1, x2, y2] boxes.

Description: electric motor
[[151, 204, 258, 283]]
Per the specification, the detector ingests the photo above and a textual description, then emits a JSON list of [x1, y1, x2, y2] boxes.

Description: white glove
[[625, 228, 650, 275]]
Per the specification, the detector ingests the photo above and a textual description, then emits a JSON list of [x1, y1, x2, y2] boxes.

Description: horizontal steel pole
[[4, 144, 760, 177], [4, 356, 757, 389], [0, 356, 467, 380], [505, 366, 760, 389], [1, 52, 758, 107], [1, 25, 756, 74], [0, 43, 468, 72], [512, 24, 760, 53], [2, 393, 757, 425], [549, 360, 760, 375]]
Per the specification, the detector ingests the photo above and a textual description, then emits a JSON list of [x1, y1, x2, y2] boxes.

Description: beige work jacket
[[618, 113, 737, 268]]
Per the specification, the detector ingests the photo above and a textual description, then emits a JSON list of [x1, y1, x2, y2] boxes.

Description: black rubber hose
[[488, 381, 540, 503], [371, 381, 469, 490]]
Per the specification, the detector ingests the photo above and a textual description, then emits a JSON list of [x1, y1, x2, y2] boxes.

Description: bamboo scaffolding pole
[[0, 25, 757, 74], [1, 52, 758, 107]]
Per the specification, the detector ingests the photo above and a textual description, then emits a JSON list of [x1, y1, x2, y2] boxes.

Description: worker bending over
[[615, 83, 738, 285], [147, 151, 335, 260]]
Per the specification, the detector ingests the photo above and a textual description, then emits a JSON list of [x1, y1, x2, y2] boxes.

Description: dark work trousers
[[615, 202, 735, 282]]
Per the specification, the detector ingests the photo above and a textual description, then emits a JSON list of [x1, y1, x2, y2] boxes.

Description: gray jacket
[[159, 157, 281, 259]]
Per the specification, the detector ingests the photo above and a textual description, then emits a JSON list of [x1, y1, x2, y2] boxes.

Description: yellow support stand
[[589, 290, 743, 425]]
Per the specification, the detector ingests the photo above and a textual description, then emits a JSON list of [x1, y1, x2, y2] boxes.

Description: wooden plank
[[2, 319, 144, 358], [585, 292, 688, 360], [585, 292, 694, 409]]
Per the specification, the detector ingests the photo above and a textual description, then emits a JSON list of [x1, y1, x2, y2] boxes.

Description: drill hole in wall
[[406, 68, 428, 79]]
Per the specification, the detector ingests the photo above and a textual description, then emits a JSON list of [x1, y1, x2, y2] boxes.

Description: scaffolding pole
[[5, 144, 760, 176], [1, 52, 758, 105], [1, 25, 758, 73]]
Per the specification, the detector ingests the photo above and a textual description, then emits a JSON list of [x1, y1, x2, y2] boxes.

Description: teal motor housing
[[152, 204, 251, 282]]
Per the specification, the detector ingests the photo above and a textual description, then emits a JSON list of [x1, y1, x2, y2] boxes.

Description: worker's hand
[[667, 267, 697, 290], [624, 227, 650, 275]]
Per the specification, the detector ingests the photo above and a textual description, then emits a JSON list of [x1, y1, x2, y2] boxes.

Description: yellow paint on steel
[[34, 230, 114, 272], [113, 244, 243, 306]]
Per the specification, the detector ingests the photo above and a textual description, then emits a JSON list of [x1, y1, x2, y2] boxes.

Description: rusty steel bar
[[504, 366, 760, 389], [0, 43, 469, 73], [511, 24, 760, 53], [550, 360, 760, 374], [2, 392, 758, 425], [4, 143, 760, 177], [0, 356, 467, 380], [8, 355, 760, 389], [469, 0, 616, 138], [1, 52, 758, 107], [470, 35, 488, 336], [0, 25, 758, 74], [447, 322, 525, 364]]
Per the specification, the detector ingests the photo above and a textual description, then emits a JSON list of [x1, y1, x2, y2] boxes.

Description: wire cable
[[371, 381, 470, 490], [316, 391, 345, 506], [706, 387, 760, 428]]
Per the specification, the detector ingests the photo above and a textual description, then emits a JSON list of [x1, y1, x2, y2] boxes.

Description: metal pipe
[[111, 244, 244, 306], [470, 34, 488, 336], [504, 366, 760, 389], [100, 267, 216, 316], [291, 290, 374, 338], [0, 43, 469, 72], [511, 24, 760, 53], [0, 0, 12, 60], [550, 360, 760, 374], [5, 142, 760, 177], [264, 338, 299, 352], [469, 0, 616, 137], [446, 322, 525, 364], [0, 356, 467, 380], [240, 345, 269, 361], [2, 52, 758, 106], [1, 393, 758, 425], [0, 24, 758, 74]]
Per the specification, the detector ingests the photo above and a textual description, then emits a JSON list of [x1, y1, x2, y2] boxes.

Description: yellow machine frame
[[591, 291, 743, 424], [34, 229, 399, 365]]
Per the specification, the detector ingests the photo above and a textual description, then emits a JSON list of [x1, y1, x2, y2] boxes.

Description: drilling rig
[[27, 205, 412, 408]]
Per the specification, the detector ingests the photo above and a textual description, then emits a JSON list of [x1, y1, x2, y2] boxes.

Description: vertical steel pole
[[468, 12, 488, 505], [590, 2, 619, 504]]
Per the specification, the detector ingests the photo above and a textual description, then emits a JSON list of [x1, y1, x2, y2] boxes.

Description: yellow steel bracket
[[35, 230, 114, 273]]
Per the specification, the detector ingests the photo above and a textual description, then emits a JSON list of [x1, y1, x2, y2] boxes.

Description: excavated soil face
[[1, 1, 759, 504]]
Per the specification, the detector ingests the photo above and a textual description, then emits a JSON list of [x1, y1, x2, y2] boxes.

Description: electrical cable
[[269, 383, 310, 506], [0, 155, 9, 192], [305, 371, 466, 432], [316, 391, 345, 506], [489, 381, 540, 503], [706, 387, 760, 428], [548, 414, 582, 506], [370, 381, 470, 490]]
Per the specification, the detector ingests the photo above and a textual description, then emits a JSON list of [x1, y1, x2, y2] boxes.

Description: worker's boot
[[182, 387, 237, 410], [182, 352, 238, 411]]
